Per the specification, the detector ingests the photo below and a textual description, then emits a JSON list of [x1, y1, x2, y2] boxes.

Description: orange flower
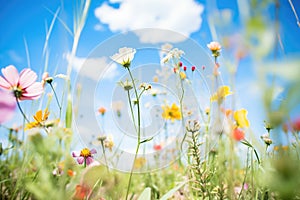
[[25, 109, 50, 130], [98, 107, 106, 116], [221, 108, 232, 117], [73, 185, 90, 200]]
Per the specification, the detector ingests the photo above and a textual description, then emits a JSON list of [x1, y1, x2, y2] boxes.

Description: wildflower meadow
[[1, 0, 300, 199]]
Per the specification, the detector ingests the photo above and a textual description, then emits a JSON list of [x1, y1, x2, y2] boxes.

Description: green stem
[[125, 67, 141, 200], [49, 82, 62, 118], [127, 90, 137, 132], [16, 98, 30, 123], [127, 68, 141, 136], [238, 148, 250, 199], [100, 140, 110, 173], [125, 142, 140, 200], [179, 77, 186, 154]]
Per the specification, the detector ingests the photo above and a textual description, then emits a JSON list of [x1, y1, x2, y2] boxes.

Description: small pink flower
[[0, 90, 16, 124], [0, 65, 43, 100], [41, 72, 50, 87], [207, 41, 221, 51], [72, 148, 97, 166]]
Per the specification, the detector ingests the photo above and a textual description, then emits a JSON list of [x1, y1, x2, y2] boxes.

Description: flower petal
[[19, 68, 37, 89], [77, 157, 85, 164], [85, 157, 94, 165], [1, 65, 19, 86], [72, 151, 80, 157], [21, 82, 43, 100], [90, 148, 97, 154], [0, 76, 11, 89], [0, 90, 16, 124]]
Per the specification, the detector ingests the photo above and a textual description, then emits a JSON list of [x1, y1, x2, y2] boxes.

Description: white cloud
[[8, 50, 23, 63], [94, 23, 104, 31], [94, 0, 204, 43], [65, 53, 119, 81]]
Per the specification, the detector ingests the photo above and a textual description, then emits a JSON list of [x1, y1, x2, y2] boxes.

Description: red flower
[[232, 128, 245, 141], [292, 117, 300, 132], [178, 62, 183, 67], [154, 144, 162, 151], [191, 66, 196, 72], [183, 66, 187, 71]]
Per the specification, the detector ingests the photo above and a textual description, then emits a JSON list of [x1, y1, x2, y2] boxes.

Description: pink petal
[[19, 68, 37, 89], [21, 82, 43, 100], [77, 157, 85, 164], [1, 65, 19, 86], [0, 76, 11, 89], [90, 148, 97, 154], [0, 90, 16, 124], [72, 151, 80, 157], [86, 157, 94, 165]]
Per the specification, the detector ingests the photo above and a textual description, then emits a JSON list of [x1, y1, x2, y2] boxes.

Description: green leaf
[[160, 181, 187, 200], [140, 137, 153, 144], [241, 139, 253, 148], [65, 95, 72, 128], [253, 149, 261, 164], [137, 187, 151, 200]]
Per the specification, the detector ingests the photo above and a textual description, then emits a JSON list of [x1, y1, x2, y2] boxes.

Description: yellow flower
[[179, 71, 186, 80], [234, 109, 250, 128], [134, 157, 146, 169], [162, 103, 182, 122], [274, 145, 289, 151], [210, 86, 233, 102], [25, 109, 50, 130]]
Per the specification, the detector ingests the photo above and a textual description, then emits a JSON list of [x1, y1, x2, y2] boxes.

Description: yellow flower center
[[80, 148, 91, 158]]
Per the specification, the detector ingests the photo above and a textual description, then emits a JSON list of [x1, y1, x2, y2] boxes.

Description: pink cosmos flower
[[0, 65, 43, 100], [72, 148, 97, 166], [0, 90, 16, 124]]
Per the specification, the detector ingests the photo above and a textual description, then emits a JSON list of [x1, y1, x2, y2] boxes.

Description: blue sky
[[1, 0, 300, 166], [1, 0, 299, 68]]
